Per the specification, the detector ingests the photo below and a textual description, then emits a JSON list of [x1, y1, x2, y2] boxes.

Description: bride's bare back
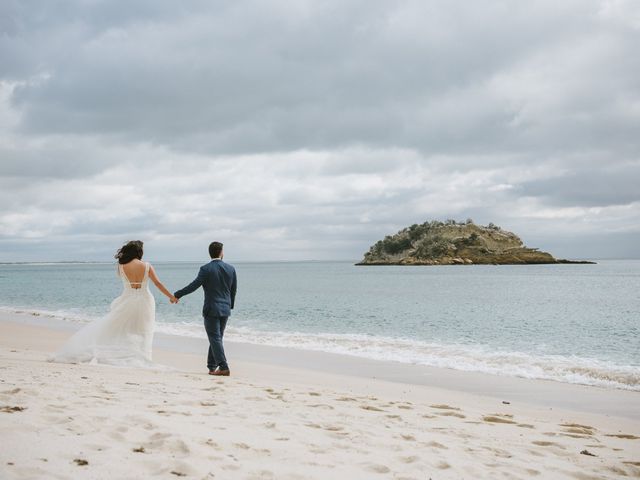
[[121, 259, 147, 289], [121, 259, 175, 300]]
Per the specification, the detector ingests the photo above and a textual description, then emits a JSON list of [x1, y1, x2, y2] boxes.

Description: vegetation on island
[[357, 219, 595, 265]]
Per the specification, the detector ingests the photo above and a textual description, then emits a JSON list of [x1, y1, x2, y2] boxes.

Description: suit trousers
[[204, 315, 228, 371]]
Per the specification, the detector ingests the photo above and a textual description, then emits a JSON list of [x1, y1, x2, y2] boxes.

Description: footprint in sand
[[605, 433, 639, 440], [560, 423, 596, 437], [43, 415, 73, 425], [532, 440, 565, 449], [165, 439, 191, 455], [438, 411, 466, 419], [308, 445, 328, 454], [527, 449, 545, 457], [108, 431, 125, 441], [365, 464, 391, 474], [430, 404, 461, 411], [167, 461, 193, 477], [607, 466, 632, 476], [247, 469, 275, 479], [426, 441, 447, 450], [0, 406, 26, 413], [399, 455, 419, 464], [1, 388, 21, 395], [147, 432, 172, 448], [482, 446, 512, 458], [360, 405, 385, 412], [483, 414, 516, 425], [322, 425, 344, 432]]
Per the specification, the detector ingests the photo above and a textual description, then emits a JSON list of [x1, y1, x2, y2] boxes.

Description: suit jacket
[[174, 259, 237, 318]]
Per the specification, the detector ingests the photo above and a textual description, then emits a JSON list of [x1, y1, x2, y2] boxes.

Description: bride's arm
[[148, 264, 177, 302]]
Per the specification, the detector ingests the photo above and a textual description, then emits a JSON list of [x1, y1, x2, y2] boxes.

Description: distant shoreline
[[356, 259, 597, 266]]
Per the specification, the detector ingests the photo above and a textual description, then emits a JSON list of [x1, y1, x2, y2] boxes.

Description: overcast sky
[[1, 0, 639, 262]]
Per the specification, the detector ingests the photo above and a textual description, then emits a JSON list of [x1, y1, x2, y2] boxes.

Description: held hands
[[169, 295, 179, 304]]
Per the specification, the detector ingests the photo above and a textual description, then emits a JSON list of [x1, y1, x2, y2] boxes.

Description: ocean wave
[[2, 305, 638, 391], [154, 322, 640, 392], [0, 305, 98, 324]]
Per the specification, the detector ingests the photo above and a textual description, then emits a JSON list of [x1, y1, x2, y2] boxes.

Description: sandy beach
[[1, 314, 639, 479]]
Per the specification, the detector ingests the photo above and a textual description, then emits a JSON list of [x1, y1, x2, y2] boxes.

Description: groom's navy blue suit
[[174, 259, 237, 371]]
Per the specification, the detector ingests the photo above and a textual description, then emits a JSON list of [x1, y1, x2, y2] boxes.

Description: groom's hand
[[170, 295, 179, 304]]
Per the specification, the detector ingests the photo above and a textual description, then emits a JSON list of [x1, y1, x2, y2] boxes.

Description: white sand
[[0, 318, 639, 479]]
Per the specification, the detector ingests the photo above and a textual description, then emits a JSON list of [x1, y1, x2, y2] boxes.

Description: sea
[[0, 260, 638, 391]]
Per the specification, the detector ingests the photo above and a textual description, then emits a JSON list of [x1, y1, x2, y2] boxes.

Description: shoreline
[[353, 258, 602, 267], [3, 305, 638, 394], [1, 316, 639, 478], [2, 311, 639, 420]]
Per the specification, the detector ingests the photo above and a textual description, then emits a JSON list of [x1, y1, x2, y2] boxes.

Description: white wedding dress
[[51, 262, 156, 367]]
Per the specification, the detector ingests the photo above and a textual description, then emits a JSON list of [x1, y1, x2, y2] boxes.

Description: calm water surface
[[1, 260, 638, 390]]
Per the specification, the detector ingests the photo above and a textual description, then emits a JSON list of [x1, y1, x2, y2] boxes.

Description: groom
[[174, 242, 237, 376]]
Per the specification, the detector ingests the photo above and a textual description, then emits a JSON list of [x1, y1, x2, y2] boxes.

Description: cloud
[[0, 0, 639, 260], [518, 161, 640, 207], [5, 0, 638, 155]]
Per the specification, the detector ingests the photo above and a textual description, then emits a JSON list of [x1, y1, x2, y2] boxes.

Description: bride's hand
[[169, 295, 179, 304]]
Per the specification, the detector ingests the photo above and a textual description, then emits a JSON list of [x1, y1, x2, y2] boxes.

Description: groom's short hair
[[209, 241, 223, 258]]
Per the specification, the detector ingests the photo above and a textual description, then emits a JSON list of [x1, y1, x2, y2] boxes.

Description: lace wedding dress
[[51, 262, 156, 367]]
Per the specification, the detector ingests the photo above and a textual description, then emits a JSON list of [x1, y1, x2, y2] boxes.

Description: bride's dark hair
[[115, 240, 144, 264]]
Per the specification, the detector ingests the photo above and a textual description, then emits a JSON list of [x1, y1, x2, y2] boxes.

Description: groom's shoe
[[212, 367, 230, 376]]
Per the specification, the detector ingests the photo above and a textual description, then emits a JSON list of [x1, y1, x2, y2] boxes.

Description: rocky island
[[357, 220, 595, 265]]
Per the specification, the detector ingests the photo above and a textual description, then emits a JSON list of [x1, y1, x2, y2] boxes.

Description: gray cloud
[[0, 0, 639, 261], [5, 0, 638, 156], [519, 161, 640, 207]]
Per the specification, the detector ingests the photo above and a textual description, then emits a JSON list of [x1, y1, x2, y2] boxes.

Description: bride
[[51, 240, 176, 366]]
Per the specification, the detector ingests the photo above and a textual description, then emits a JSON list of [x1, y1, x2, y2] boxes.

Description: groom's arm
[[230, 269, 237, 309], [174, 267, 206, 299]]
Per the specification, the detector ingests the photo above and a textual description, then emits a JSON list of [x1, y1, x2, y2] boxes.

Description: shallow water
[[1, 260, 638, 390]]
